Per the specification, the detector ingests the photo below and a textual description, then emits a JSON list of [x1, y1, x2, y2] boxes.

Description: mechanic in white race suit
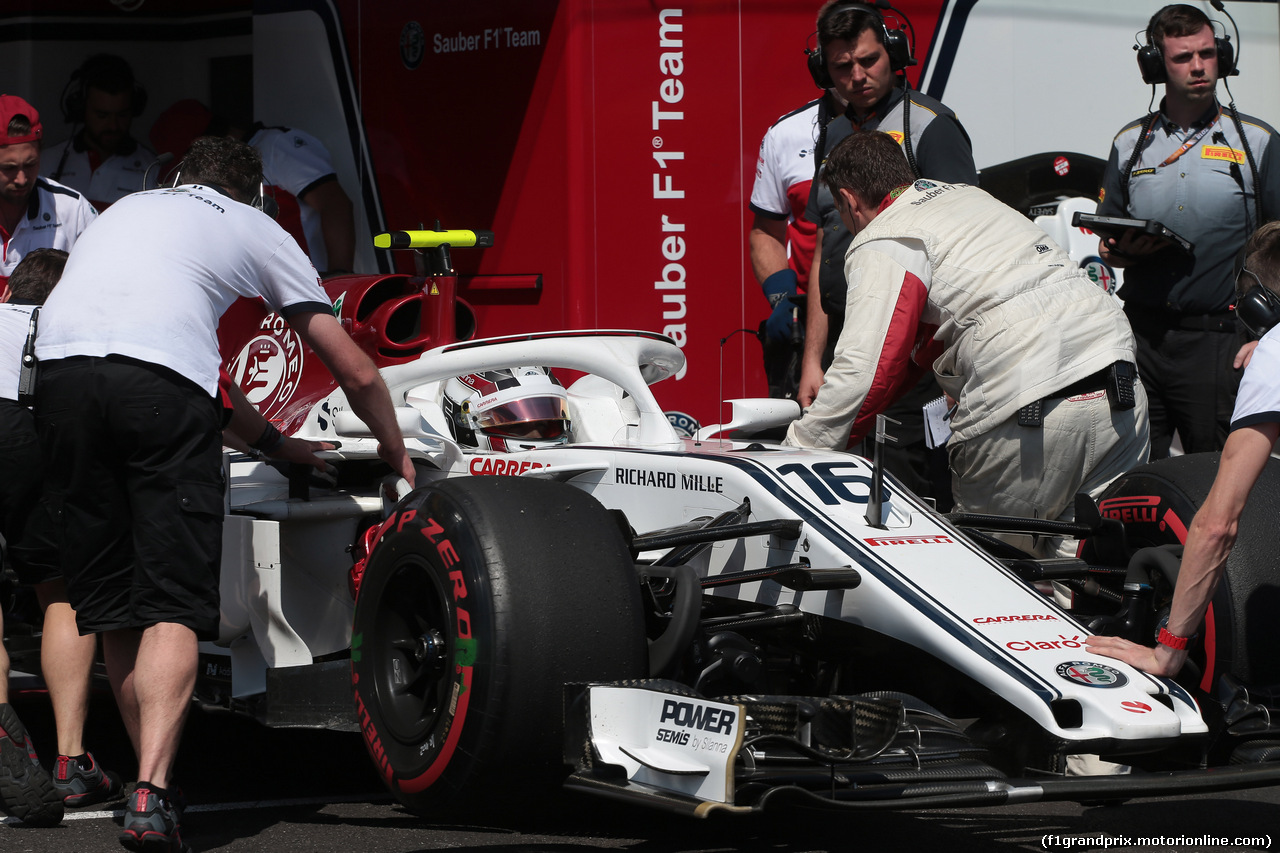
[[33, 136, 413, 851], [785, 131, 1150, 552], [1089, 221, 1280, 674]]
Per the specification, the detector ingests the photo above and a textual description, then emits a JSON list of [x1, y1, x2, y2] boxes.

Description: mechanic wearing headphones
[[798, 1, 976, 506], [32, 136, 412, 851], [786, 131, 1149, 557], [1096, 4, 1280, 460], [149, 99, 357, 277], [41, 54, 158, 210], [0, 95, 97, 288], [1089, 222, 1280, 675]]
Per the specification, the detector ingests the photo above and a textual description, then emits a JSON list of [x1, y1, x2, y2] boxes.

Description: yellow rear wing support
[[373, 229, 495, 250], [373, 225, 495, 276]]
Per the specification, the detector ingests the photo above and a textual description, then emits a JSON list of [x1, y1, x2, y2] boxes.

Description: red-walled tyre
[[1095, 453, 1280, 693], [350, 476, 646, 814]]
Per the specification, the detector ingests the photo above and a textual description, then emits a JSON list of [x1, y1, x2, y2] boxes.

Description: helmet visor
[[475, 397, 570, 439]]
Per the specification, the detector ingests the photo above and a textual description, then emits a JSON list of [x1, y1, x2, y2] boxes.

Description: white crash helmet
[[442, 366, 572, 452]]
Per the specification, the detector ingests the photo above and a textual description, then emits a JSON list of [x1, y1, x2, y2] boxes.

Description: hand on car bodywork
[[798, 360, 825, 408], [1084, 634, 1187, 677], [379, 443, 416, 489], [273, 436, 336, 471]]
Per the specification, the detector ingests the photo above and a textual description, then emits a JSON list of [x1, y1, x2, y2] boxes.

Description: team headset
[[58, 53, 148, 124], [804, 2, 921, 178], [1122, 4, 1262, 231], [1233, 245, 1280, 338], [1134, 18, 1235, 84], [805, 1, 916, 88], [52, 54, 148, 184], [167, 158, 275, 217]]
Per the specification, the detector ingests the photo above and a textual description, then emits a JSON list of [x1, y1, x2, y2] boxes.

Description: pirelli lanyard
[[1149, 107, 1222, 171]]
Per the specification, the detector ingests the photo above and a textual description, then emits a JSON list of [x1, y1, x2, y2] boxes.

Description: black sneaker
[[54, 751, 123, 807], [0, 702, 63, 826], [119, 783, 190, 853]]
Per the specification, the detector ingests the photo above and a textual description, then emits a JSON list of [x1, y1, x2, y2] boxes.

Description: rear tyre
[[350, 476, 646, 814], [1096, 453, 1280, 691]]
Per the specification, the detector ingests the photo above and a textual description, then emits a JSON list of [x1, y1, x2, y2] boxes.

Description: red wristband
[[1157, 627, 1190, 650]]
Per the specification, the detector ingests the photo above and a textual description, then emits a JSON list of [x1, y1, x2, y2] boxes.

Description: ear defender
[[806, 2, 915, 89]]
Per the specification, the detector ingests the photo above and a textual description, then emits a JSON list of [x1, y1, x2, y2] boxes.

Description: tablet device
[[1071, 212, 1194, 255]]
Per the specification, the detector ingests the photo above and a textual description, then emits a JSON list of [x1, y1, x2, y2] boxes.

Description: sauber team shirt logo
[[228, 315, 305, 421], [1056, 661, 1128, 688]]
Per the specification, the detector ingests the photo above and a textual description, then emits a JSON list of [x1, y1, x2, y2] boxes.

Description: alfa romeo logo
[[401, 21, 425, 70], [1056, 661, 1128, 688], [228, 318, 306, 422]]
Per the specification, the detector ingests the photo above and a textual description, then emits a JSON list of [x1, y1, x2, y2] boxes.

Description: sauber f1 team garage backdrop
[[3, 0, 1279, 426]]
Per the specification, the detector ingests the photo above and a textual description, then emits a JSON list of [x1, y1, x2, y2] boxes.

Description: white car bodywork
[[211, 330, 1201, 760]]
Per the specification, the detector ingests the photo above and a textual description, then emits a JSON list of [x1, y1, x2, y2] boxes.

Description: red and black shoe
[[0, 702, 63, 826], [54, 751, 124, 807], [119, 782, 190, 853]]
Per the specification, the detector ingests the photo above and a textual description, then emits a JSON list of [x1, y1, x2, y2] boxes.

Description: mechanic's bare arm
[[223, 379, 333, 470], [288, 310, 416, 486], [302, 179, 356, 275], [798, 227, 828, 407], [1087, 423, 1279, 675], [749, 215, 788, 284]]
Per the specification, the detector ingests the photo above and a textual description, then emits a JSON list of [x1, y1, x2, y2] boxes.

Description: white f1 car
[[195, 307, 1280, 816]]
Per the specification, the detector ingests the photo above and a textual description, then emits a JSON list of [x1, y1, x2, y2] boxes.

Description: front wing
[[565, 682, 1280, 815]]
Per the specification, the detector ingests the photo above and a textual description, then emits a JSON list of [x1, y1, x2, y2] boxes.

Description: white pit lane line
[[4, 792, 393, 824]]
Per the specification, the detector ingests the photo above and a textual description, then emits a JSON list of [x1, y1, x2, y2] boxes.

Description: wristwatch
[[1157, 627, 1191, 650]]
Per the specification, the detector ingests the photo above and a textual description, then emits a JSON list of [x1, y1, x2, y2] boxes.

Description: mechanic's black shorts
[[35, 356, 225, 639], [0, 399, 60, 585]]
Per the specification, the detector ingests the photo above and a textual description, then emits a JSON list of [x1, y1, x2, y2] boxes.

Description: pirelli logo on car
[[863, 535, 954, 546]]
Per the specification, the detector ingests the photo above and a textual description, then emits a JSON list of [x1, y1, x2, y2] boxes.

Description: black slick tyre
[[350, 476, 646, 814], [1096, 453, 1280, 691]]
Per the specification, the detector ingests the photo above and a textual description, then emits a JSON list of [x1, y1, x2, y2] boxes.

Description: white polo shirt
[[1232, 327, 1280, 430], [1, 177, 98, 277], [248, 126, 340, 270], [749, 98, 822, 289], [0, 301, 36, 401], [40, 136, 159, 209], [36, 183, 330, 396]]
